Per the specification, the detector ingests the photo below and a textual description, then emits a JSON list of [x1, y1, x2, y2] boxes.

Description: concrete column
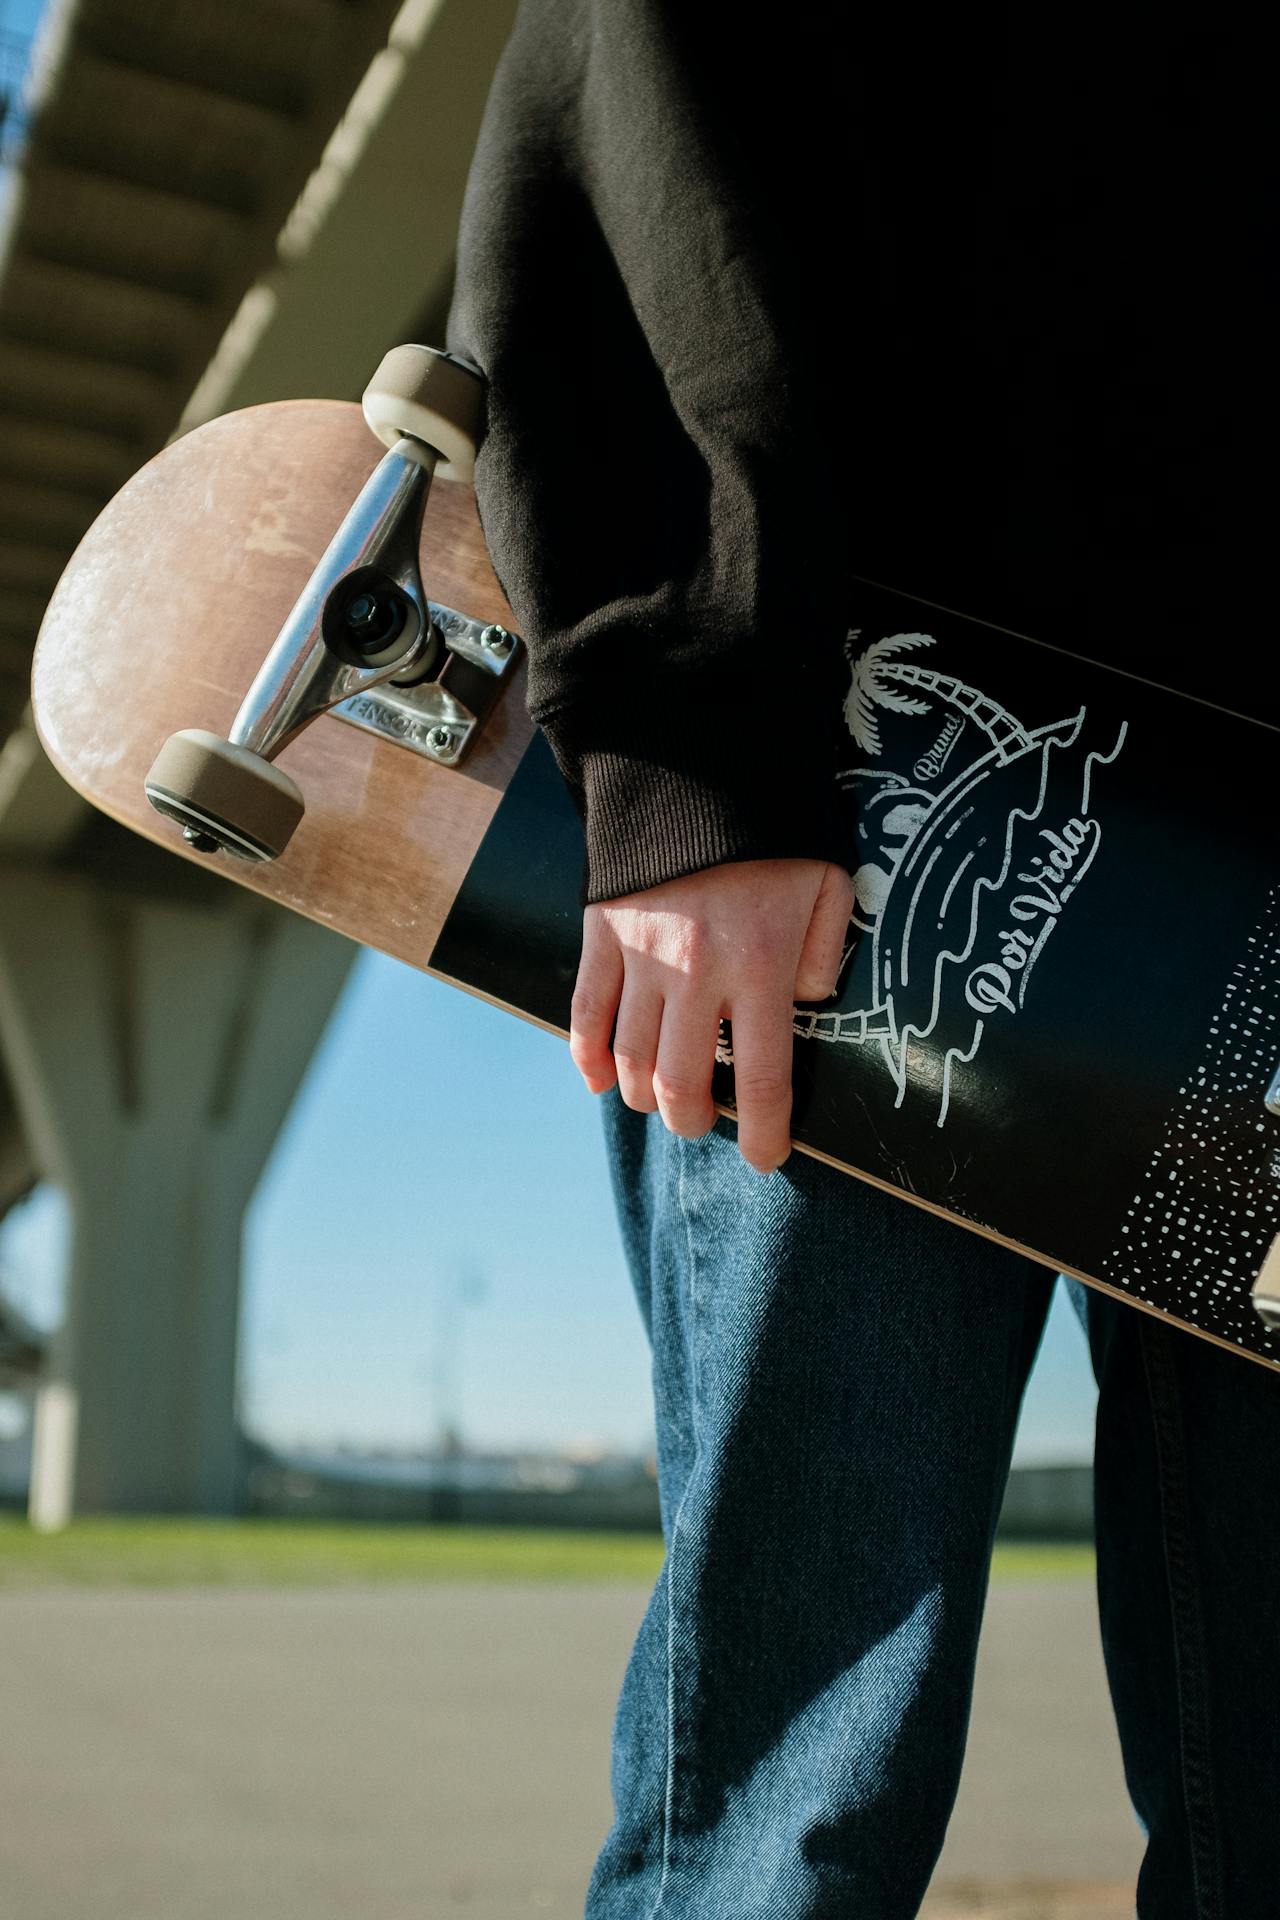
[[0, 866, 355, 1526]]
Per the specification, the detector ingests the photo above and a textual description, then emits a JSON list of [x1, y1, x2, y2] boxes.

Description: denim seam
[[647, 1137, 703, 1920], [1140, 1320, 1226, 1918]]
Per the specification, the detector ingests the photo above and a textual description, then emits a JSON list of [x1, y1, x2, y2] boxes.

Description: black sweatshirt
[[447, 4, 1271, 905]]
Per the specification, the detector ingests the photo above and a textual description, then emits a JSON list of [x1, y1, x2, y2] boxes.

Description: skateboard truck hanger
[[143, 346, 521, 862]]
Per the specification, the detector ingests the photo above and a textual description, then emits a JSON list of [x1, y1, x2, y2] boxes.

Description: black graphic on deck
[[784, 631, 1127, 1127], [432, 582, 1280, 1367]]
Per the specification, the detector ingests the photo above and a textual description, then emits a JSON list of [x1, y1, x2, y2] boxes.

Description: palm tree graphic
[[843, 631, 1033, 762]]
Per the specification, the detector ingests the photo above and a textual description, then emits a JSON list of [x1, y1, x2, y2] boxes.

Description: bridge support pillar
[[0, 866, 355, 1527]]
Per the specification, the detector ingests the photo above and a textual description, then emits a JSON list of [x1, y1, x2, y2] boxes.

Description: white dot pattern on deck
[[1100, 884, 1279, 1356]]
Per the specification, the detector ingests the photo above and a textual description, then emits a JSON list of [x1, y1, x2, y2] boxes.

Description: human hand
[[568, 858, 854, 1173]]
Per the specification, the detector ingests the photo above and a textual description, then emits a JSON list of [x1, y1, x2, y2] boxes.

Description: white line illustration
[[718, 629, 1130, 1128]]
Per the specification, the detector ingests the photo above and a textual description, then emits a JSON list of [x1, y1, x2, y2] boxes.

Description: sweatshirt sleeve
[[445, 0, 852, 906]]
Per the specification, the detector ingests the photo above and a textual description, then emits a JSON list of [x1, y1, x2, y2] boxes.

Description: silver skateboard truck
[[143, 345, 521, 862]]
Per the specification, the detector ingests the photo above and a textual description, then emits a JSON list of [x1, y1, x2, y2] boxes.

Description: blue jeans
[[585, 1091, 1280, 1919]]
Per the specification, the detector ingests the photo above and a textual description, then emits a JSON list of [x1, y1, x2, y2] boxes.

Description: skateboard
[[30, 346, 1280, 1374]]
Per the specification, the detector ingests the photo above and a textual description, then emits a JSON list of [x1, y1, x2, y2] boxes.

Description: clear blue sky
[[0, 1, 51, 179], [0, 0, 45, 37], [0, 946, 1100, 1466]]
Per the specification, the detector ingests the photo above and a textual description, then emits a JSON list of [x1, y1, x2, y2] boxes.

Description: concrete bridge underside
[[0, 0, 519, 1519]]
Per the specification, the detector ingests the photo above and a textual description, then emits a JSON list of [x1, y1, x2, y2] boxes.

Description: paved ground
[[924, 1889, 1134, 1919], [1, 1578, 1141, 1918]]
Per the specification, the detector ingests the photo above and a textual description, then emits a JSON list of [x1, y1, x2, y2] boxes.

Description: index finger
[[726, 988, 796, 1174]]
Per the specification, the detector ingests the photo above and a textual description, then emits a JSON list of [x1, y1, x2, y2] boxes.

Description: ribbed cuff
[[538, 698, 852, 906]]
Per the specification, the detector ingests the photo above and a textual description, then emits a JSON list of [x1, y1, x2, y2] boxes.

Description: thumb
[[793, 863, 854, 1000]]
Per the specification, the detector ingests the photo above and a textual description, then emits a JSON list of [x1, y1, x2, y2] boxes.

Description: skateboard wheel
[[362, 345, 483, 481], [144, 729, 304, 862]]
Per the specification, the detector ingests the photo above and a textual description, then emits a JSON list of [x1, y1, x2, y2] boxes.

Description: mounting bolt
[[427, 726, 454, 754], [183, 825, 220, 854], [480, 624, 512, 655]]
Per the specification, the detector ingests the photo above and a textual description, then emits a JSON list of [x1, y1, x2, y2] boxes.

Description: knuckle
[[613, 1043, 656, 1076], [738, 958, 789, 1002], [651, 1068, 700, 1108], [734, 1066, 791, 1107], [669, 921, 711, 974], [570, 987, 608, 1032], [655, 1087, 715, 1136], [741, 924, 789, 972]]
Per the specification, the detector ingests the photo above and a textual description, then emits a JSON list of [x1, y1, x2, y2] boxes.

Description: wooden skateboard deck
[[31, 399, 1280, 1374]]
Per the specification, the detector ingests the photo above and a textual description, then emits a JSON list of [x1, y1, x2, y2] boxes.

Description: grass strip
[[0, 1515, 663, 1589], [0, 1515, 1095, 1591]]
